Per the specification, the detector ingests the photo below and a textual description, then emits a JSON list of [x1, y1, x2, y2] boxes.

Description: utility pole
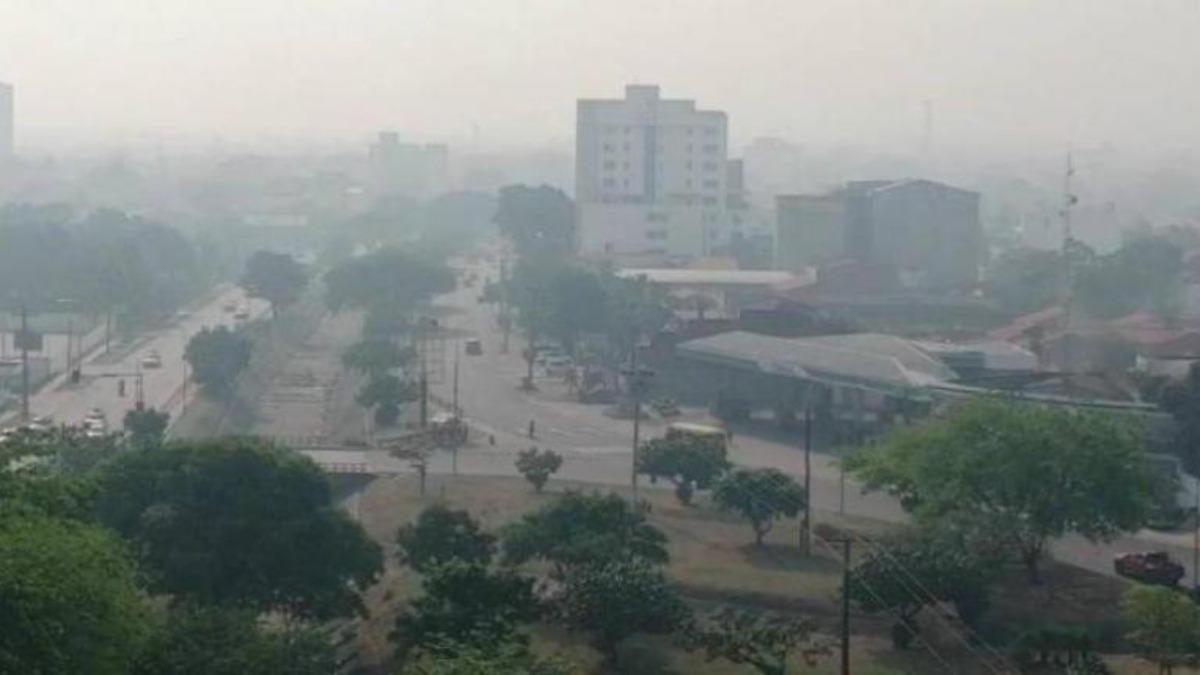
[[801, 404, 813, 556], [1060, 148, 1077, 371], [419, 321, 429, 428], [452, 340, 460, 476], [499, 256, 510, 354], [1193, 473, 1199, 592], [631, 342, 641, 503], [839, 537, 852, 675], [452, 340, 460, 414], [19, 306, 29, 421]]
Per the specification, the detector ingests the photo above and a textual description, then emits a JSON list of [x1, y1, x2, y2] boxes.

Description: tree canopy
[[514, 447, 563, 493], [397, 504, 497, 573], [323, 247, 455, 313], [637, 434, 729, 505], [713, 468, 805, 546], [844, 399, 1157, 582], [96, 437, 383, 618], [342, 339, 415, 376], [392, 560, 540, 661], [682, 608, 829, 675], [0, 510, 149, 675], [494, 184, 575, 257], [133, 603, 338, 675], [1123, 585, 1200, 673], [240, 251, 308, 319], [185, 326, 253, 397], [123, 407, 170, 449], [501, 491, 669, 572], [554, 559, 688, 663]]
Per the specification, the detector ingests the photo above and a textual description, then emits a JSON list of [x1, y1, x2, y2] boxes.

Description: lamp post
[[621, 341, 654, 503]]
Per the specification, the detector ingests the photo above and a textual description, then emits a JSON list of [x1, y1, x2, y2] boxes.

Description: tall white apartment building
[[576, 85, 730, 262]]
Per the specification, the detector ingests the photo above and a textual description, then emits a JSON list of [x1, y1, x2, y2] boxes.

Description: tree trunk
[[1023, 544, 1044, 585]]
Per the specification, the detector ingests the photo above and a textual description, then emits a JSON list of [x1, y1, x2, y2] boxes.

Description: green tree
[[392, 561, 541, 661], [123, 407, 170, 448], [343, 339, 415, 376], [1074, 233, 1184, 321], [501, 491, 669, 573], [555, 559, 688, 665], [515, 447, 563, 493], [133, 603, 337, 675], [240, 250, 308, 319], [96, 437, 383, 619], [324, 247, 454, 313], [1123, 585, 1200, 674], [844, 399, 1157, 583], [402, 639, 570, 675], [357, 373, 416, 426], [397, 504, 496, 573], [846, 530, 995, 649], [985, 247, 1063, 316], [0, 510, 149, 675], [637, 435, 729, 505], [494, 184, 575, 257], [713, 468, 805, 546], [185, 326, 252, 397], [682, 608, 829, 675]]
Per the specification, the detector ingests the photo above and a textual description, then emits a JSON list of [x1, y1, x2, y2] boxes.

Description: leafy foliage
[[185, 326, 252, 397], [846, 529, 996, 647], [96, 437, 383, 619], [397, 504, 496, 573], [515, 447, 563, 493], [501, 491, 669, 572], [342, 339, 415, 376], [554, 559, 688, 663], [133, 603, 337, 675], [123, 407, 170, 448], [393, 561, 541, 661], [401, 638, 570, 675], [844, 399, 1157, 582], [681, 607, 829, 675], [0, 205, 203, 331], [0, 510, 149, 675], [240, 250, 308, 319], [637, 435, 729, 505], [323, 247, 454, 313], [357, 373, 416, 426], [1122, 585, 1200, 673], [713, 468, 805, 546], [494, 184, 575, 257], [986, 247, 1064, 316]]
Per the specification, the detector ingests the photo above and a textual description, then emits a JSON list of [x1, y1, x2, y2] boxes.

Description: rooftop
[[617, 268, 799, 287]]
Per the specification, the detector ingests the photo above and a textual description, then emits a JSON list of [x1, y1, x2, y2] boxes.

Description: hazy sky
[[1, 0, 1197, 153]]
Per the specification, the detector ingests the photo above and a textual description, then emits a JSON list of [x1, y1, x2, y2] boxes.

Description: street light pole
[[19, 305, 29, 421]]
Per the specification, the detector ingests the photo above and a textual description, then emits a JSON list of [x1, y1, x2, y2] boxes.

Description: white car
[[140, 351, 162, 369]]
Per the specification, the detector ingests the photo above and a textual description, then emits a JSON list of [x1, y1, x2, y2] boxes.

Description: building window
[[704, 126, 718, 136], [646, 212, 669, 223], [703, 144, 719, 153], [623, 142, 630, 151], [603, 178, 616, 188], [603, 160, 616, 170], [624, 126, 631, 134], [703, 179, 719, 189], [646, 229, 668, 240], [603, 143, 614, 152], [703, 196, 718, 206], [704, 161, 718, 171], [686, 179, 693, 189], [623, 161, 630, 169], [622, 179, 629, 188]]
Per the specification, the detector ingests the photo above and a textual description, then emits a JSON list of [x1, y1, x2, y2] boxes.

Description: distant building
[[576, 84, 736, 263], [368, 132, 449, 199], [775, 179, 981, 291], [0, 81, 12, 162]]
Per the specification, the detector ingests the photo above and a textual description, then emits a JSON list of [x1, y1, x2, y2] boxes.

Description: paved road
[[410, 254, 1200, 585], [5, 286, 269, 432]]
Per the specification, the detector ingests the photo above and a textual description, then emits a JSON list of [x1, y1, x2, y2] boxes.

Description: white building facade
[[576, 85, 733, 263]]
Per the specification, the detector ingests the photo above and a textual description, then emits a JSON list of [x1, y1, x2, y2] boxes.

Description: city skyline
[[1, 0, 1197, 156]]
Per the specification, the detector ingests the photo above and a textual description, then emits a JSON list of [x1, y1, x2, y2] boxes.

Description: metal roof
[[676, 331, 952, 395]]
